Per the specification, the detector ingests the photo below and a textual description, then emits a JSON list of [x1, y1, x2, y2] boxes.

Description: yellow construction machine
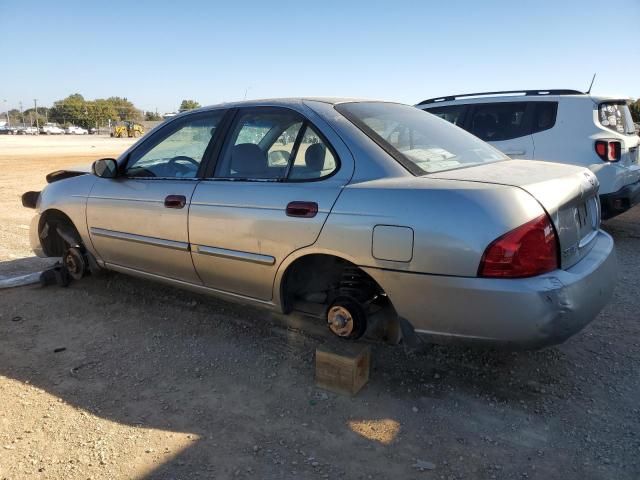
[[111, 121, 144, 138]]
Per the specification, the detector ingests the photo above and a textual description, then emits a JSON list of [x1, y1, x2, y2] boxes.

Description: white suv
[[417, 89, 640, 219], [40, 123, 65, 135]]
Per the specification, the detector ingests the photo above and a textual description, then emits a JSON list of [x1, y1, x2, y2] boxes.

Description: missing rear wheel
[[327, 297, 367, 339]]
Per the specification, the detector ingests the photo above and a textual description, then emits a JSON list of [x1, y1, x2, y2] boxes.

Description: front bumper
[[363, 230, 617, 349], [600, 179, 640, 219]]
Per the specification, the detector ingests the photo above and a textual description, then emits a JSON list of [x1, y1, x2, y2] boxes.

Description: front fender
[[33, 174, 97, 258]]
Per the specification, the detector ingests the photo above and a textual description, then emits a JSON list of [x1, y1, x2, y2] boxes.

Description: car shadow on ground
[[0, 269, 607, 480], [1, 210, 639, 479], [0, 255, 57, 279]]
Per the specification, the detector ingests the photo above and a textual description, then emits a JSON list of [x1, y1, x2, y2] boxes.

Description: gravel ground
[[0, 136, 638, 479]]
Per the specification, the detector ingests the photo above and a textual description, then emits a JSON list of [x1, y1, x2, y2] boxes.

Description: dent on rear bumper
[[363, 231, 617, 349]]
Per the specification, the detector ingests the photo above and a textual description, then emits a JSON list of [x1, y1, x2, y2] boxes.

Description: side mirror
[[92, 158, 118, 178]]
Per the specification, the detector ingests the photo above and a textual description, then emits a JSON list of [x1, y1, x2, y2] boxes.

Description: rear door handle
[[504, 150, 526, 156], [164, 195, 186, 209], [286, 201, 318, 218]]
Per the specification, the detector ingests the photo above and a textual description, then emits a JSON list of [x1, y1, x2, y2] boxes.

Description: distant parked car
[[0, 125, 19, 135], [41, 123, 65, 135], [23, 99, 616, 349], [65, 126, 88, 135], [417, 89, 640, 219], [17, 126, 39, 135]]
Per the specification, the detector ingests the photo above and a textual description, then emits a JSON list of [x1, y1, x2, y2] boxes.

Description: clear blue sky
[[2, 0, 639, 113]]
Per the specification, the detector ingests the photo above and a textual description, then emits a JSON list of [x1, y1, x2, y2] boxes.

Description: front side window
[[468, 102, 528, 141], [598, 102, 636, 135], [126, 112, 224, 178], [336, 102, 506, 175], [214, 108, 337, 180]]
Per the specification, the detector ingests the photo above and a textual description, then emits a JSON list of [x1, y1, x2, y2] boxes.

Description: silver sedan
[[23, 99, 617, 348]]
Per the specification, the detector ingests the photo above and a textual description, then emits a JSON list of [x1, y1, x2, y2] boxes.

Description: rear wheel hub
[[327, 305, 355, 337]]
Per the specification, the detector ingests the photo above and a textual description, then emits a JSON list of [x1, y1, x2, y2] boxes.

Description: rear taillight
[[478, 214, 559, 278], [595, 140, 621, 162]]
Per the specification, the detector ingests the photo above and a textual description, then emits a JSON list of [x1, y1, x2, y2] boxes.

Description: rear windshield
[[336, 102, 507, 175], [598, 102, 636, 135]]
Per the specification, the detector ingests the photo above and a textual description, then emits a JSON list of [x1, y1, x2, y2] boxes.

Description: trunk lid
[[429, 159, 601, 269]]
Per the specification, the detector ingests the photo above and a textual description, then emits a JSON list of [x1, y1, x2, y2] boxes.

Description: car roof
[[195, 97, 383, 111], [416, 89, 633, 107]]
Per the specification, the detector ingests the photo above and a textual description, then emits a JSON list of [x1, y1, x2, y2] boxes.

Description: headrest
[[305, 143, 326, 171], [231, 143, 267, 175]]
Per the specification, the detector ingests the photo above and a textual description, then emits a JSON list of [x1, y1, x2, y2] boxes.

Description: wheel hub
[[327, 305, 354, 337], [63, 247, 86, 281]]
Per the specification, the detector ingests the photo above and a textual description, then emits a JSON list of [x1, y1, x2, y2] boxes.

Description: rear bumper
[[363, 230, 617, 349], [600, 179, 640, 219]]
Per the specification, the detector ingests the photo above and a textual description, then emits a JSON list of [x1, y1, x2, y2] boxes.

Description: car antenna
[[586, 73, 596, 94]]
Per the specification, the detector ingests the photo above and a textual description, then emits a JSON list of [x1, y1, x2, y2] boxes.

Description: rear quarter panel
[[309, 177, 545, 277]]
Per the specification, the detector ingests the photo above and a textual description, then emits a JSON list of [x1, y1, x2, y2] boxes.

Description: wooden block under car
[[315, 343, 371, 396]]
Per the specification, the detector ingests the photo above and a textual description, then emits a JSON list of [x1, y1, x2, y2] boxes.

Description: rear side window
[[214, 107, 338, 181], [288, 125, 337, 180], [425, 105, 466, 126], [598, 102, 636, 135], [468, 103, 529, 142], [216, 109, 301, 179], [532, 102, 558, 134]]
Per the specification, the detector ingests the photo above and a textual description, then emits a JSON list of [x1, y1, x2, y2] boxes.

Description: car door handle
[[504, 150, 526, 156], [286, 201, 318, 218], [164, 195, 186, 209]]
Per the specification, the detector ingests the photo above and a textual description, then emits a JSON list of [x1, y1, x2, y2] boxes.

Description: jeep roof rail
[[417, 89, 585, 106]]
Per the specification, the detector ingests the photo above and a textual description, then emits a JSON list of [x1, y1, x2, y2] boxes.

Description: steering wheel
[[168, 155, 199, 167]]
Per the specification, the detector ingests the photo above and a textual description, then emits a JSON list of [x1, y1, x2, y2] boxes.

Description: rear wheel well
[[281, 254, 402, 341], [38, 209, 82, 257], [281, 254, 388, 314]]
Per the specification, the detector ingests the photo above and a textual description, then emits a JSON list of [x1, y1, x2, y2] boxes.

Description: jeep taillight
[[478, 214, 559, 278], [595, 140, 621, 162]]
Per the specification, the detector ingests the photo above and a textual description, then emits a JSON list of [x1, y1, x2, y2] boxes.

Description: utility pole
[[19, 101, 24, 125], [2, 99, 9, 127], [34, 99, 39, 132]]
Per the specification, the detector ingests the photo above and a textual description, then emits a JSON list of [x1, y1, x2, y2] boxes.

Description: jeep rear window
[[337, 102, 507, 175], [598, 102, 636, 135]]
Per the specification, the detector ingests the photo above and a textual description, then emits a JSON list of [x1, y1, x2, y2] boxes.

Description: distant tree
[[49, 93, 88, 126], [87, 99, 119, 128], [5, 108, 23, 125], [106, 96, 142, 121], [145, 111, 162, 121], [22, 107, 49, 127], [630, 100, 640, 123], [179, 99, 201, 112]]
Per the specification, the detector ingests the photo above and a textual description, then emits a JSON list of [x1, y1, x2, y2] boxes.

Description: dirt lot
[[0, 135, 639, 479]]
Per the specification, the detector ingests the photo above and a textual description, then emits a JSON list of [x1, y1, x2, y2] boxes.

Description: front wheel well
[[38, 209, 83, 257]]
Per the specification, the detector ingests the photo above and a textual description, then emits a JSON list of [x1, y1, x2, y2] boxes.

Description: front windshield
[[336, 102, 507, 175]]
